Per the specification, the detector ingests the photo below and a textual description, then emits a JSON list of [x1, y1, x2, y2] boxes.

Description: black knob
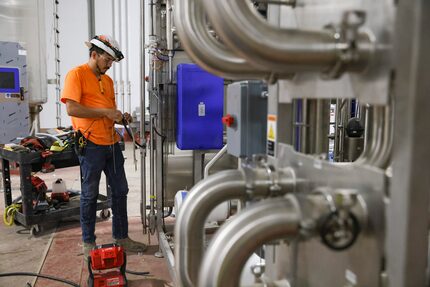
[[319, 210, 360, 251]]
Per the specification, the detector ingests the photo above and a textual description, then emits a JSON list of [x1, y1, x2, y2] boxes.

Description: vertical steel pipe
[[139, 0, 147, 234]]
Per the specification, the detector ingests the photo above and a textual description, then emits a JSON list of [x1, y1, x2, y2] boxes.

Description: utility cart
[[0, 147, 111, 235]]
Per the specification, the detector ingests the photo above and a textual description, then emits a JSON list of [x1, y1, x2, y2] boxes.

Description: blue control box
[[176, 64, 224, 150]]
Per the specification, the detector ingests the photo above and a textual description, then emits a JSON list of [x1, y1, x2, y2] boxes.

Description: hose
[[125, 269, 151, 276], [3, 203, 22, 226], [0, 272, 80, 287]]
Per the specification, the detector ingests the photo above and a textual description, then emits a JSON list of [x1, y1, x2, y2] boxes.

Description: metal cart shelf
[[0, 147, 110, 232]]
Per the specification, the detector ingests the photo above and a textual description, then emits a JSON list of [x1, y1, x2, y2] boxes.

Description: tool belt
[[74, 130, 88, 156]]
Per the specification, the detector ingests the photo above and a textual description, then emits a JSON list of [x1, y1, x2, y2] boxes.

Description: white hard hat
[[85, 35, 124, 62]]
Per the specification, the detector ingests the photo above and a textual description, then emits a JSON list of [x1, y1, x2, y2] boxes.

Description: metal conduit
[[198, 197, 301, 287], [174, 0, 271, 80], [201, 0, 373, 75], [175, 168, 296, 287]]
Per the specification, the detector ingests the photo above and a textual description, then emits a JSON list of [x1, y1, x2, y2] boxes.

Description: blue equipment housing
[[176, 64, 224, 150]]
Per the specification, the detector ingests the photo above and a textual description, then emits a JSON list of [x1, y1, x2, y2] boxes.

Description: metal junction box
[[226, 81, 267, 158], [176, 64, 224, 150], [0, 42, 30, 144]]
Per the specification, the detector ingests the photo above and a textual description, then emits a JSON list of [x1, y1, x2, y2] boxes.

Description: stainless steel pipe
[[174, 0, 271, 80], [175, 168, 296, 287], [198, 197, 301, 287], [354, 104, 392, 168], [202, 0, 373, 75], [139, 0, 147, 234]]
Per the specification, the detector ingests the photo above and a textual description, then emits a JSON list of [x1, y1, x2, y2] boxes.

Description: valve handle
[[319, 210, 360, 251]]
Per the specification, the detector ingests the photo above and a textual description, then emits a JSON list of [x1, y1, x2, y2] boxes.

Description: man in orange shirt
[[61, 35, 146, 260]]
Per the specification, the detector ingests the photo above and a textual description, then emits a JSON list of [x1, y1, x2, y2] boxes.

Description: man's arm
[[65, 99, 123, 122]]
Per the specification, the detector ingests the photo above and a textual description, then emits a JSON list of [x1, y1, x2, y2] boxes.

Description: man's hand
[[104, 109, 123, 122], [122, 112, 132, 123]]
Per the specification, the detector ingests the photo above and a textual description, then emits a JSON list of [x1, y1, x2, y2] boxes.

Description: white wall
[[40, 0, 145, 128], [40, 0, 88, 128]]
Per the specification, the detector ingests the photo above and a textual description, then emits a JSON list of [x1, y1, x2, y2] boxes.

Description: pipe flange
[[322, 10, 369, 79]]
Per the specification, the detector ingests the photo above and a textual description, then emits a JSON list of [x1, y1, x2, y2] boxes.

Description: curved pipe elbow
[[198, 197, 301, 287], [174, 169, 248, 287], [174, 0, 271, 80], [175, 167, 297, 287], [202, 0, 373, 76]]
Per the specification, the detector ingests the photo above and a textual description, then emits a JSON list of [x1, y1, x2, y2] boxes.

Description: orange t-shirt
[[61, 64, 120, 145]]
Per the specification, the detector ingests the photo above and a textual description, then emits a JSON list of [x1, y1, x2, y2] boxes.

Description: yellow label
[[267, 115, 277, 141]]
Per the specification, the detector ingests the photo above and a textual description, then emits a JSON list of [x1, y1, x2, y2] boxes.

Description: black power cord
[[125, 269, 151, 276], [0, 272, 80, 287], [152, 127, 168, 231], [121, 118, 146, 149]]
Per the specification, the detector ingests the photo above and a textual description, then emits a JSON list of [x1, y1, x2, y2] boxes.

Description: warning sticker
[[267, 114, 276, 156]]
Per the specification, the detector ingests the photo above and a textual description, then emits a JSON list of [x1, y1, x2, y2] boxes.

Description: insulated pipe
[[198, 197, 301, 287], [175, 168, 296, 287], [202, 0, 373, 74], [174, 0, 271, 80]]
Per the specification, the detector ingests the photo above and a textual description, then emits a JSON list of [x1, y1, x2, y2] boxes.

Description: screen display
[[0, 67, 20, 93], [0, 71, 15, 89]]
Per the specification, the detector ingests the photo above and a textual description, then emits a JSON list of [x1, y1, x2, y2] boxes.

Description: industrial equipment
[[0, 42, 30, 144], [128, 0, 429, 286], [87, 244, 127, 287]]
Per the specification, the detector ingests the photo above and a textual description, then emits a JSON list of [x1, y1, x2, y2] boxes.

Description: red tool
[[51, 178, 69, 202], [41, 151, 55, 173], [88, 243, 127, 287]]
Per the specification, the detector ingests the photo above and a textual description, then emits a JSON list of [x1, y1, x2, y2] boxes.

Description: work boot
[[115, 237, 147, 253], [83, 242, 96, 262]]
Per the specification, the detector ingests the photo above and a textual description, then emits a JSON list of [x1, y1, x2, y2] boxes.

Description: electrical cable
[[121, 117, 146, 149], [0, 272, 80, 287], [152, 127, 168, 229], [3, 203, 22, 226], [125, 269, 151, 276]]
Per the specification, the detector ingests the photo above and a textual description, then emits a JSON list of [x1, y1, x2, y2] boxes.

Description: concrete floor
[[0, 143, 172, 287]]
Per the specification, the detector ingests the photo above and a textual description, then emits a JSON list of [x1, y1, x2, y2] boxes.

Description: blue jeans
[[78, 141, 129, 243]]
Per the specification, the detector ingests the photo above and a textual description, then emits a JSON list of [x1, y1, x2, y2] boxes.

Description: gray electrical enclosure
[[226, 81, 267, 158], [0, 42, 30, 144]]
